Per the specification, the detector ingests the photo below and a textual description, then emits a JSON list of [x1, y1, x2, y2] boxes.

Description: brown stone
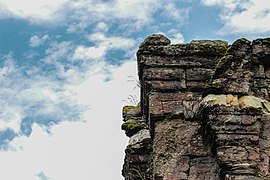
[[186, 81, 206, 91], [153, 120, 199, 178], [139, 34, 170, 48], [143, 67, 185, 80], [148, 92, 201, 120], [265, 67, 270, 78], [187, 68, 213, 81], [145, 80, 186, 92], [122, 36, 270, 180], [188, 157, 219, 180], [139, 55, 217, 69]]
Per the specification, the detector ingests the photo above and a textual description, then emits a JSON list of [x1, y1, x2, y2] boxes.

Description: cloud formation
[[201, 0, 270, 35], [29, 35, 49, 48], [0, 53, 86, 140], [0, 60, 139, 180], [0, 0, 66, 22], [0, 0, 192, 34]]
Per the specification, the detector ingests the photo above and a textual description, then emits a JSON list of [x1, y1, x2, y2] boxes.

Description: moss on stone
[[122, 121, 142, 129], [239, 38, 250, 43], [225, 46, 232, 54], [218, 45, 229, 52], [123, 106, 137, 118], [198, 44, 211, 48], [214, 54, 234, 77], [122, 105, 142, 120], [203, 53, 232, 96], [233, 38, 251, 47], [194, 41, 228, 55], [123, 106, 136, 112], [216, 56, 229, 69]]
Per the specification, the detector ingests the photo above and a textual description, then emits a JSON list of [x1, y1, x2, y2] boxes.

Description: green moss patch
[[123, 106, 136, 113], [122, 121, 142, 130]]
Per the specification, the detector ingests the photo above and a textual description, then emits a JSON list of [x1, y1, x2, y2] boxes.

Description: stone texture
[[188, 157, 219, 180], [148, 92, 200, 121], [121, 119, 147, 137], [139, 34, 171, 48], [122, 106, 151, 180], [122, 105, 142, 121], [152, 120, 213, 179], [145, 80, 186, 92], [138, 55, 218, 74], [122, 35, 270, 180], [252, 38, 270, 67], [187, 68, 213, 81], [128, 129, 151, 146], [144, 67, 185, 80], [198, 94, 270, 114]]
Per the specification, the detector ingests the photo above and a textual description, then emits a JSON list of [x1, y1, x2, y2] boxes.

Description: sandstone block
[[143, 67, 185, 80], [187, 68, 213, 81], [145, 80, 186, 92], [139, 55, 217, 69]]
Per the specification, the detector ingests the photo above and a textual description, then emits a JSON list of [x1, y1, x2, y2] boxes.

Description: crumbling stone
[[122, 35, 270, 180]]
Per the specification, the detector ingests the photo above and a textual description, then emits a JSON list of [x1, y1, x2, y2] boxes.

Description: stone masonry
[[122, 34, 270, 180]]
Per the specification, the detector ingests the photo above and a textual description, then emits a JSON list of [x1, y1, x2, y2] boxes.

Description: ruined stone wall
[[122, 34, 270, 180]]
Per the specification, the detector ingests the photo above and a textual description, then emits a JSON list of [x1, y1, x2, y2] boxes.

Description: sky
[[0, 0, 269, 179]]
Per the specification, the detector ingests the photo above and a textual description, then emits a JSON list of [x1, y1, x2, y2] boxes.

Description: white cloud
[[0, 53, 85, 135], [0, 37, 139, 179], [94, 22, 109, 32], [167, 29, 185, 44], [201, 0, 246, 11], [109, 0, 161, 22], [0, 60, 139, 180], [1, 0, 157, 27], [0, 55, 24, 132], [29, 35, 49, 48], [73, 45, 106, 60], [0, 0, 67, 22], [0, 0, 196, 41], [0, 0, 188, 32], [72, 33, 136, 62], [162, 2, 190, 22], [24, 50, 39, 59], [88, 33, 136, 51], [41, 40, 89, 82], [26, 33, 136, 86], [44, 41, 73, 62], [201, 0, 270, 35], [155, 30, 185, 44]]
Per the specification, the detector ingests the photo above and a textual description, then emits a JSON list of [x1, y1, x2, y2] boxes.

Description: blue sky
[[0, 0, 269, 179]]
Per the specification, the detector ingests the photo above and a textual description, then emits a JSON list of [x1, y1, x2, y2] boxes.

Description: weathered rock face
[[122, 105, 152, 180], [122, 34, 270, 180]]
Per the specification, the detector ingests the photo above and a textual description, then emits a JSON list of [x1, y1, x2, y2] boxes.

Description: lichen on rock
[[199, 94, 270, 114]]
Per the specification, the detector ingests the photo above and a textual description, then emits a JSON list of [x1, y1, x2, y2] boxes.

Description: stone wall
[[122, 34, 270, 180]]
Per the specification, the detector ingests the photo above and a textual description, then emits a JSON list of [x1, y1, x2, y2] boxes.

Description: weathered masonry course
[[121, 34, 270, 180]]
